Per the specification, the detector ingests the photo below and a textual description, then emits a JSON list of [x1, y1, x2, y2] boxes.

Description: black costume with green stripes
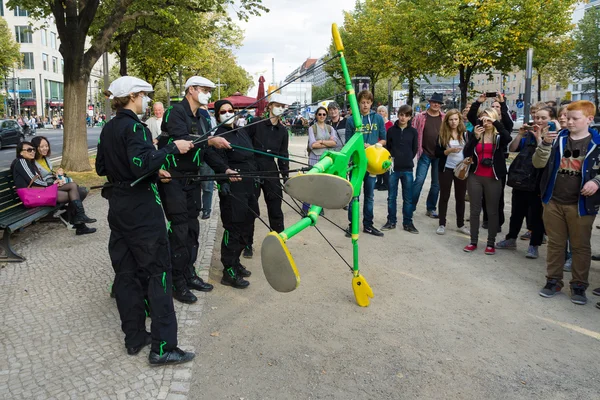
[[96, 109, 180, 355], [157, 98, 227, 292]]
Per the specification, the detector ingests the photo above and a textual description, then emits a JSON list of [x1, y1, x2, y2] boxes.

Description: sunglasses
[[22, 148, 35, 153], [218, 110, 233, 115], [316, 113, 327, 116]]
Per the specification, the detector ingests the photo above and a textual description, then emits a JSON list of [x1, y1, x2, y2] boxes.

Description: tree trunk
[[119, 38, 129, 76], [407, 74, 415, 106], [62, 78, 92, 171], [458, 66, 468, 111], [538, 73, 542, 102], [595, 65, 599, 115]]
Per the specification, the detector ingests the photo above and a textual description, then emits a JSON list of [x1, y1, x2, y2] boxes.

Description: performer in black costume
[[212, 100, 258, 288], [157, 76, 235, 304], [96, 76, 194, 365], [244, 94, 291, 258]]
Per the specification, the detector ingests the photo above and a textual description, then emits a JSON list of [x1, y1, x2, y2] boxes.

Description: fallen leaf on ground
[[210, 332, 220, 337]]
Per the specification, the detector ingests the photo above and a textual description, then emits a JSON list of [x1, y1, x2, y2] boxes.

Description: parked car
[[0, 119, 25, 150]]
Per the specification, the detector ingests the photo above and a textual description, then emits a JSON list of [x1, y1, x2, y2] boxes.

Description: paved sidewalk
[[0, 192, 219, 399]]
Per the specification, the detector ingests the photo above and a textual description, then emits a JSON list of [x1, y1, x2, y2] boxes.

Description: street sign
[[516, 100, 524, 109]]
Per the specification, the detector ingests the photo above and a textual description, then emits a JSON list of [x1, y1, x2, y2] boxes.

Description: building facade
[[284, 56, 328, 87], [1, 3, 105, 118]]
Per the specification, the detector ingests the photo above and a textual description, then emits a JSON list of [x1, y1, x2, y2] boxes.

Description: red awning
[[22, 100, 36, 107], [48, 101, 63, 107], [208, 92, 257, 109]]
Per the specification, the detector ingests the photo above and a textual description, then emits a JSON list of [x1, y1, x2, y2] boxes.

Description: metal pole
[[523, 48, 533, 123], [39, 73, 43, 118], [387, 79, 392, 118], [103, 52, 111, 121], [166, 78, 170, 107]]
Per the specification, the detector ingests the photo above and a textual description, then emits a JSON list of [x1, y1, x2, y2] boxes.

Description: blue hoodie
[[344, 111, 386, 145]]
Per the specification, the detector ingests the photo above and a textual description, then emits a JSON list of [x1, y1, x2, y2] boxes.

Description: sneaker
[[542, 235, 547, 244], [463, 243, 477, 252], [525, 245, 539, 259], [436, 225, 445, 235], [570, 284, 587, 305], [563, 258, 572, 272], [426, 210, 439, 219], [243, 246, 253, 259], [403, 224, 419, 234], [596, 302, 600, 310], [345, 224, 352, 238], [592, 254, 600, 261], [539, 279, 562, 298], [381, 222, 396, 231], [593, 287, 600, 296], [482, 221, 488, 229], [520, 230, 532, 240], [496, 238, 517, 249], [363, 226, 384, 237], [458, 225, 470, 236], [484, 246, 496, 255]]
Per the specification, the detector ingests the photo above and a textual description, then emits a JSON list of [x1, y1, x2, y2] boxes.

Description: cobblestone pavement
[[0, 191, 219, 399]]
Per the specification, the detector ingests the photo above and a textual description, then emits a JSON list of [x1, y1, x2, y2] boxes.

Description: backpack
[[507, 133, 538, 192]]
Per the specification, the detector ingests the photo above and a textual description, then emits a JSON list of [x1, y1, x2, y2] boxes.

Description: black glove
[[219, 182, 231, 196]]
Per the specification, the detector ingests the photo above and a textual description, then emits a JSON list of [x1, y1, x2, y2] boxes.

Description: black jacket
[[214, 125, 257, 193], [467, 101, 514, 132], [158, 97, 220, 173], [96, 109, 180, 184], [247, 117, 289, 179], [385, 121, 417, 172], [463, 120, 512, 180], [12, 158, 47, 188], [434, 132, 468, 172]]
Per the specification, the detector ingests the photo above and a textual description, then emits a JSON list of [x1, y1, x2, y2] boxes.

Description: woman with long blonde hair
[[462, 108, 512, 255], [434, 109, 469, 235]]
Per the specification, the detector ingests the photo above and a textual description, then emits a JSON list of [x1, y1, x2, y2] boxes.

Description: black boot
[[187, 275, 214, 292], [72, 200, 97, 225], [242, 246, 253, 259], [236, 263, 251, 277], [221, 267, 249, 289], [74, 223, 96, 235], [172, 286, 198, 304]]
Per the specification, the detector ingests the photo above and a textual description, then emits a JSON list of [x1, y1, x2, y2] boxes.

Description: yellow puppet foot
[[352, 274, 373, 307]]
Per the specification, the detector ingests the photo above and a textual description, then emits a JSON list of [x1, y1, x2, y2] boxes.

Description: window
[[1, 0, 4, 16], [52, 57, 58, 73], [50, 32, 57, 49], [45, 80, 64, 99], [42, 54, 48, 71], [513, 74, 517, 81], [13, 6, 28, 16], [60, 59, 64, 74], [15, 26, 32, 43], [21, 53, 34, 69], [41, 29, 47, 46]]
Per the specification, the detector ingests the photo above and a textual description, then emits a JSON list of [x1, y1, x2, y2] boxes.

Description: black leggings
[[57, 182, 80, 203]]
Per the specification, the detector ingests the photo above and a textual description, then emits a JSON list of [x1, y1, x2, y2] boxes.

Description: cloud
[[231, 0, 355, 96]]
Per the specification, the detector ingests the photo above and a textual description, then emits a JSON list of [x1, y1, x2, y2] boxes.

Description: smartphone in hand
[[485, 92, 498, 98], [548, 121, 557, 132]]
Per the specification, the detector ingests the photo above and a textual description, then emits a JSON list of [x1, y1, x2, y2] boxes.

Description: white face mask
[[197, 91, 211, 105], [141, 96, 151, 113], [271, 106, 284, 117], [219, 112, 235, 125]]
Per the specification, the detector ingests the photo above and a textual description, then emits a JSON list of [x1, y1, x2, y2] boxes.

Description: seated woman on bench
[[11, 141, 97, 235]]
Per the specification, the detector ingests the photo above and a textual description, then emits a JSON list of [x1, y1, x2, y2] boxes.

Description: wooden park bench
[[0, 170, 65, 262]]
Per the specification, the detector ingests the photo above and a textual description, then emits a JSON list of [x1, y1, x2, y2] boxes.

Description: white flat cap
[[268, 93, 291, 105], [184, 76, 216, 90], [108, 76, 153, 99]]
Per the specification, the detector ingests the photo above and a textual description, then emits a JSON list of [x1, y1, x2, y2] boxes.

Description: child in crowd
[[381, 105, 418, 233], [533, 100, 600, 305], [434, 109, 470, 236]]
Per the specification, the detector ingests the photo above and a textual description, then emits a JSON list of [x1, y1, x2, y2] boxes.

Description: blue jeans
[[412, 154, 439, 213], [387, 171, 414, 225], [348, 174, 376, 228]]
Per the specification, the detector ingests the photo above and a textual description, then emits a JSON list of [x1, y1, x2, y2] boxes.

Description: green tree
[[408, 0, 576, 110], [311, 78, 345, 104], [573, 6, 600, 110], [0, 18, 21, 85], [6, 0, 266, 171]]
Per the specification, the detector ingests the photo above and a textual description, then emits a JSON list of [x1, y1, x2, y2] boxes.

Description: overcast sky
[[231, 0, 356, 96]]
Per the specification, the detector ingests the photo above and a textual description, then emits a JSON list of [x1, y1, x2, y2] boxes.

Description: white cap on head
[[184, 76, 216, 90], [108, 76, 153, 99], [268, 94, 291, 106]]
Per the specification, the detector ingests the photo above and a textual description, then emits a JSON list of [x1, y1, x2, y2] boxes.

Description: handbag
[[16, 175, 58, 208], [454, 157, 473, 180]]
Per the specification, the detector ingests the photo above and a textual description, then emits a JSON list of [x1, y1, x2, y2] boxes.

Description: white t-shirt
[[445, 139, 464, 169]]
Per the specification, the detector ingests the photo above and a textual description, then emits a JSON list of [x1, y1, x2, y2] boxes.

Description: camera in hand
[[548, 121, 557, 132], [480, 158, 494, 167], [485, 92, 497, 98]]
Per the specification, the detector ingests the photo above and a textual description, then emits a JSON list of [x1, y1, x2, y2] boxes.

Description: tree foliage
[[6, 0, 266, 170], [0, 18, 21, 80], [573, 6, 600, 109], [312, 78, 345, 104]]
